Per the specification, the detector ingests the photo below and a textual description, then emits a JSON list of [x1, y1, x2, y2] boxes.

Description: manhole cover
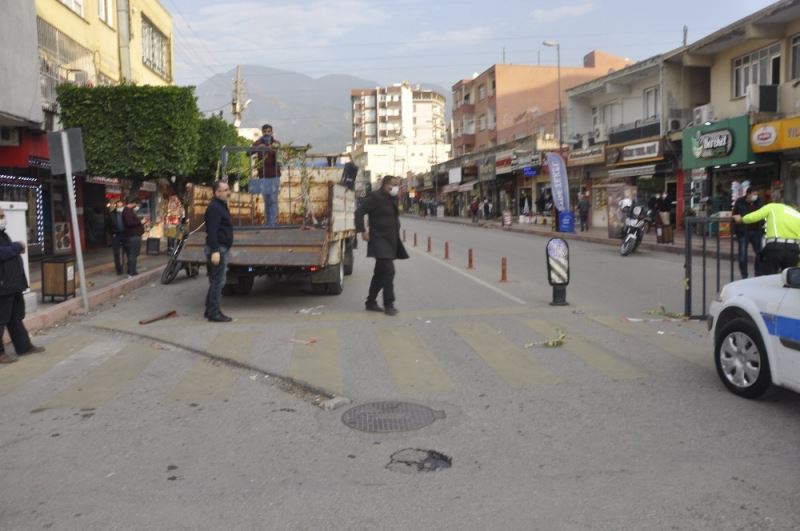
[[386, 449, 452, 474], [341, 401, 445, 433]]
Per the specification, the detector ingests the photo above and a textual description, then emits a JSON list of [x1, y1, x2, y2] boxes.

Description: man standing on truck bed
[[355, 175, 409, 316], [204, 181, 234, 323], [251, 124, 281, 227]]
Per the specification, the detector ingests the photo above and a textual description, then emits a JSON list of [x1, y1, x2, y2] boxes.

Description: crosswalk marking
[[42, 343, 161, 409], [523, 320, 647, 380], [590, 315, 714, 370], [289, 328, 342, 394], [451, 322, 561, 386], [377, 327, 454, 393], [0, 334, 97, 397]]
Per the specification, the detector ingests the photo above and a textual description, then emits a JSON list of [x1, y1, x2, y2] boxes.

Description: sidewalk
[[410, 214, 736, 257]]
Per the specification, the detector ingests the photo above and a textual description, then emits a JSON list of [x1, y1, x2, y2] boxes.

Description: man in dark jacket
[[0, 208, 44, 363], [204, 181, 234, 322], [355, 175, 409, 316], [105, 199, 125, 275], [732, 185, 764, 278], [251, 124, 282, 227], [122, 197, 146, 277]]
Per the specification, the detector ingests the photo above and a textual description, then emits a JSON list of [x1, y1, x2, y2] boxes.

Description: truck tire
[[326, 259, 344, 295], [344, 241, 354, 276], [234, 275, 254, 295]]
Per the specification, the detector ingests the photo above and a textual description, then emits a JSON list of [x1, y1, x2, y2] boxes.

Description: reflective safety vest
[[742, 203, 800, 240]]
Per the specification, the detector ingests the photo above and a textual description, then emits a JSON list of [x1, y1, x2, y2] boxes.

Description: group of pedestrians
[[106, 197, 148, 278]]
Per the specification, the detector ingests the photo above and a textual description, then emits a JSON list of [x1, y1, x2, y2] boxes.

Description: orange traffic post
[[414, 233, 417, 247], [427, 236, 432, 253], [500, 257, 508, 283], [468, 248, 474, 269], [444, 241, 450, 260]]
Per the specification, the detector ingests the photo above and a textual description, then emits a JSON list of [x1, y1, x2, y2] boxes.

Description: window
[[479, 114, 487, 131], [60, 0, 84, 16], [591, 106, 599, 129], [479, 84, 486, 100], [732, 43, 781, 98], [98, 0, 113, 26], [142, 17, 170, 79], [792, 36, 800, 80], [602, 101, 621, 127], [643, 86, 660, 119]]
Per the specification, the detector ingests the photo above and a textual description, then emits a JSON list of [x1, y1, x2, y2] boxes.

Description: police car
[[709, 268, 800, 398]]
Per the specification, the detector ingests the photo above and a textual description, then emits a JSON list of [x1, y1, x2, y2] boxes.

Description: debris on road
[[288, 338, 319, 346], [138, 310, 178, 325], [525, 329, 567, 349], [296, 305, 325, 315]]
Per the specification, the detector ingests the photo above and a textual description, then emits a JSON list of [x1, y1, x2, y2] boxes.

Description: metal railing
[[684, 216, 736, 319]]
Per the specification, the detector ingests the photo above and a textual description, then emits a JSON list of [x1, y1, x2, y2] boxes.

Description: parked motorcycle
[[619, 200, 648, 256]]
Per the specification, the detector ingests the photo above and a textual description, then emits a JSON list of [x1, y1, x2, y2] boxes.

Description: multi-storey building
[[0, 0, 174, 256]]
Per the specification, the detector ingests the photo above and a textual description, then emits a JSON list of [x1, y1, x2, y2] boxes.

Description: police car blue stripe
[[761, 312, 800, 342]]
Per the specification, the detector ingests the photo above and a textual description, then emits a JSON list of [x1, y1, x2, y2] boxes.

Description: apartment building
[[451, 51, 633, 157]]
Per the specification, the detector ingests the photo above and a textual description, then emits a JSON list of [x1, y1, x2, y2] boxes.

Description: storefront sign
[[567, 145, 605, 166], [751, 117, 800, 152], [86, 175, 122, 186], [510, 152, 543, 172], [682, 116, 752, 169], [141, 181, 157, 192], [691, 168, 707, 181], [495, 150, 515, 175], [448, 167, 462, 184], [606, 139, 663, 167], [479, 156, 495, 182]]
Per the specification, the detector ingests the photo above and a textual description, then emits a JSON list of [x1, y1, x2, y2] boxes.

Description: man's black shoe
[[384, 305, 399, 316], [365, 301, 384, 313], [208, 313, 232, 322]]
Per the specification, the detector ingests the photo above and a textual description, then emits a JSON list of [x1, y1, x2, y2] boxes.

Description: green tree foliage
[[57, 84, 200, 188], [194, 114, 249, 184]]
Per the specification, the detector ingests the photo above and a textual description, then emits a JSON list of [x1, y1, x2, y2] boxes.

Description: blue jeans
[[258, 178, 279, 226], [204, 245, 229, 317], [738, 232, 762, 278]]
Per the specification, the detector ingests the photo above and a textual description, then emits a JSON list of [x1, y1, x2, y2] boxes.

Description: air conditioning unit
[[593, 124, 608, 143], [0, 127, 19, 147], [668, 116, 686, 132], [746, 84, 779, 113], [693, 104, 714, 125]]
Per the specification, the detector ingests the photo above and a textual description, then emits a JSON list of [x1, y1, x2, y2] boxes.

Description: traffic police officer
[[735, 201, 800, 276]]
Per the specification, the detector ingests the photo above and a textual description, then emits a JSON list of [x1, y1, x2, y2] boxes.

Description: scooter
[[620, 201, 647, 256]]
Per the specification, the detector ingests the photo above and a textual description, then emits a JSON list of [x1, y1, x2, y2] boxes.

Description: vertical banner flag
[[546, 152, 569, 212]]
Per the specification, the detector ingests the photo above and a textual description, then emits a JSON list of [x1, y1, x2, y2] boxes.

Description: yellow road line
[[451, 322, 561, 386], [378, 326, 454, 393], [591, 315, 714, 370], [524, 320, 647, 380], [289, 328, 342, 395], [42, 343, 160, 409], [0, 334, 96, 396]]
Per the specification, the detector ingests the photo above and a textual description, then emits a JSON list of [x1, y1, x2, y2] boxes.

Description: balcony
[[608, 117, 661, 145], [454, 103, 475, 117], [453, 134, 476, 148]]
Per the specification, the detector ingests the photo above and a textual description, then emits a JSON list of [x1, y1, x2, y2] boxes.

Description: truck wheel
[[326, 259, 344, 295], [344, 242, 354, 276], [234, 275, 254, 295]]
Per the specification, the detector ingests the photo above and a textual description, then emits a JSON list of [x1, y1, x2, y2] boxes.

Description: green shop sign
[[682, 115, 753, 169]]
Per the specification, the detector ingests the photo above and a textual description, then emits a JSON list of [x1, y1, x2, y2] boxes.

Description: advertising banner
[[546, 152, 570, 213]]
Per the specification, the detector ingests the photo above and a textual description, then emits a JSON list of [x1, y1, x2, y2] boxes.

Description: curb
[[23, 267, 164, 337]]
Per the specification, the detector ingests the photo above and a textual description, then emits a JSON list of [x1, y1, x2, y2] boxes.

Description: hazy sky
[[165, 0, 774, 90]]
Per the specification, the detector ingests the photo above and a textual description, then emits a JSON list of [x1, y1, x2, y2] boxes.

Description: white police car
[[709, 268, 800, 398]]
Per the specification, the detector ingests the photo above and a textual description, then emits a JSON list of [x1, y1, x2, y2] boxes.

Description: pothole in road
[[386, 449, 452, 474], [341, 401, 446, 433]]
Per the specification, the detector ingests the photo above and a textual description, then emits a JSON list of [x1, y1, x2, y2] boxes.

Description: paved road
[[0, 217, 797, 530]]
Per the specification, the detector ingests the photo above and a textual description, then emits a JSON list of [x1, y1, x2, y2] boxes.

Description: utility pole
[[683, 25, 688, 46], [232, 65, 244, 127]]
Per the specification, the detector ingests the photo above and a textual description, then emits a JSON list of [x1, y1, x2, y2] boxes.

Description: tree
[[57, 84, 200, 194], [193, 114, 249, 186]]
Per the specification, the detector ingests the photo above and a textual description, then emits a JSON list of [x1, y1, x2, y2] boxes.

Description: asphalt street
[[0, 217, 798, 530]]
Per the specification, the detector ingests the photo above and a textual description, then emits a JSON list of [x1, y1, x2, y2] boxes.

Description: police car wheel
[[715, 318, 772, 399]]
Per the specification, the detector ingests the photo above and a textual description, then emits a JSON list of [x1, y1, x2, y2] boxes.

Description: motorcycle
[[619, 201, 648, 256]]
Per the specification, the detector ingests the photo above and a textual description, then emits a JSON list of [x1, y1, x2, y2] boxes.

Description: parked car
[[709, 268, 800, 398]]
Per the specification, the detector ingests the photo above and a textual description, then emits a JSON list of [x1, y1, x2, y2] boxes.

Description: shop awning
[[458, 180, 479, 192], [440, 183, 461, 193], [607, 164, 657, 180]]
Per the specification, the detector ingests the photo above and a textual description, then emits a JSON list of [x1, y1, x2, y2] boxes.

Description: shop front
[[567, 145, 606, 228], [752, 117, 800, 205], [478, 155, 496, 214], [683, 115, 775, 217]]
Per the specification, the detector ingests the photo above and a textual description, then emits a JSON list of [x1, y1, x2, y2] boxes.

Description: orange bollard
[[414, 233, 417, 247], [468, 248, 474, 269], [403, 229, 406, 242], [444, 241, 450, 260], [500, 257, 508, 282], [427, 236, 432, 253]]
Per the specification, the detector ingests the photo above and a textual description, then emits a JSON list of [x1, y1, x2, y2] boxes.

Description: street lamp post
[[543, 40, 562, 151]]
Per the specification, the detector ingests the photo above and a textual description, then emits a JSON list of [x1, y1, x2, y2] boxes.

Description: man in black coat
[[105, 199, 125, 275], [204, 181, 234, 322], [0, 208, 44, 363], [355, 175, 409, 316]]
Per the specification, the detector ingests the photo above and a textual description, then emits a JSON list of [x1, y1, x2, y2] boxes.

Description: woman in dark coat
[[354, 175, 409, 316]]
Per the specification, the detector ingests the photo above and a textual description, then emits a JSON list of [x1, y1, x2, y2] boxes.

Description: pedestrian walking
[[577, 193, 591, 232], [735, 199, 800, 276], [204, 181, 234, 322], [122, 197, 146, 277], [0, 207, 44, 364], [732, 184, 764, 278], [251, 124, 281, 227], [483, 198, 490, 220], [355, 175, 409, 316], [106, 199, 125, 275], [470, 198, 480, 223]]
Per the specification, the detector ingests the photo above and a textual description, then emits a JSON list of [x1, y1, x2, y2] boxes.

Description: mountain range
[[194, 65, 450, 153]]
